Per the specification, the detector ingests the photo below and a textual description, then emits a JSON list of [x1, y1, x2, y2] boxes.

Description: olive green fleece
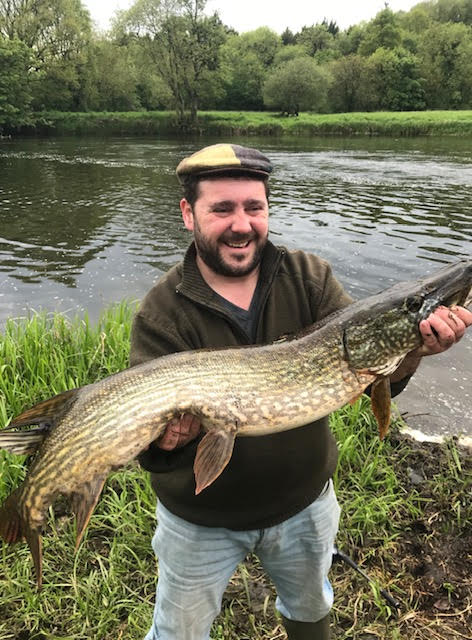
[[129, 241, 352, 530]]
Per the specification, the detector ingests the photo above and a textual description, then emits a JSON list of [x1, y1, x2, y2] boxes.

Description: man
[[130, 143, 471, 640]]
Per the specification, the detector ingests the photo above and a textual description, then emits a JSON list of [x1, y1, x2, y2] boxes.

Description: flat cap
[[176, 143, 272, 182]]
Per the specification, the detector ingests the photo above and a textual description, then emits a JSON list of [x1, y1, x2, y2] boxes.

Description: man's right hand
[[155, 413, 202, 451]]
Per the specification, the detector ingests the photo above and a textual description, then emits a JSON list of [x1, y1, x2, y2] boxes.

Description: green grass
[[22, 109, 472, 137], [0, 305, 470, 639]]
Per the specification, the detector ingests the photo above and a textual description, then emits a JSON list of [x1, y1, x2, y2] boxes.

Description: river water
[[0, 135, 471, 440]]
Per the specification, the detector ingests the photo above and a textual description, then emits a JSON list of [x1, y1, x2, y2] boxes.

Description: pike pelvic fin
[[71, 475, 107, 551], [9, 389, 80, 429], [0, 425, 49, 455], [370, 377, 392, 440], [193, 428, 237, 495]]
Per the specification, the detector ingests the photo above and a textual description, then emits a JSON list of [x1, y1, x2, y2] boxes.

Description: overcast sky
[[83, 0, 421, 34]]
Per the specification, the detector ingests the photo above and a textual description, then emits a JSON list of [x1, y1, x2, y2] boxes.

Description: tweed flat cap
[[176, 143, 272, 182]]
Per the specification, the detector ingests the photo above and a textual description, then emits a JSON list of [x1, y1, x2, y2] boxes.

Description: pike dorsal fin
[[370, 377, 392, 440], [193, 428, 237, 495], [72, 475, 107, 551], [9, 389, 80, 429]]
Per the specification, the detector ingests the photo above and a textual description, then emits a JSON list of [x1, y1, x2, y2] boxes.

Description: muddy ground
[[215, 433, 472, 639]]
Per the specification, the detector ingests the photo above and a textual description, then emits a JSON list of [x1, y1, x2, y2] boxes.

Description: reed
[[21, 109, 472, 138]]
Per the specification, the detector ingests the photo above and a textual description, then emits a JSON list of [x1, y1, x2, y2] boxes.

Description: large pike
[[1, 260, 471, 586]]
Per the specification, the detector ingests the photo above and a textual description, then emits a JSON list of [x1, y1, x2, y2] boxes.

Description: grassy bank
[[18, 109, 472, 138], [0, 308, 471, 639]]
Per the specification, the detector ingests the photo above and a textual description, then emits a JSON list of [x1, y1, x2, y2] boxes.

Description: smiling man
[[130, 143, 471, 640]]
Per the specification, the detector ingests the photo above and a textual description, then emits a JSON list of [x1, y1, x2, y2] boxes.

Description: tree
[[0, 36, 33, 130], [263, 56, 331, 115], [358, 6, 402, 56], [296, 23, 335, 58], [418, 21, 472, 108], [328, 54, 373, 112], [218, 29, 281, 110], [366, 47, 426, 111], [0, 0, 92, 110], [118, 0, 226, 127]]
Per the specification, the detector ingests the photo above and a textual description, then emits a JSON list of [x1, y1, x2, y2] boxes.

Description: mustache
[[220, 232, 257, 243]]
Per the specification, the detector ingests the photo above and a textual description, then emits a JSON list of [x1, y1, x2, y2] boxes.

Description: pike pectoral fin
[[0, 426, 49, 455], [9, 389, 79, 428], [193, 429, 237, 495], [71, 475, 107, 551], [370, 377, 391, 440]]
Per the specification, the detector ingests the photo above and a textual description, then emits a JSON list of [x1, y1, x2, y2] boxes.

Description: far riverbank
[[11, 109, 472, 138]]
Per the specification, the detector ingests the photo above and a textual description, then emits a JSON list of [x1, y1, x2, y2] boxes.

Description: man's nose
[[230, 210, 252, 233]]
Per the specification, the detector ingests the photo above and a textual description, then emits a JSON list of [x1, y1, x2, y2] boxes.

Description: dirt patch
[[214, 433, 472, 639]]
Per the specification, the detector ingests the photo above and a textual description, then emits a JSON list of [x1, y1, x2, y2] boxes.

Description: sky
[[83, 0, 422, 34]]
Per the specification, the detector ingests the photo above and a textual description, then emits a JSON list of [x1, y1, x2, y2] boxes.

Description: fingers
[[418, 305, 470, 356], [157, 413, 201, 451]]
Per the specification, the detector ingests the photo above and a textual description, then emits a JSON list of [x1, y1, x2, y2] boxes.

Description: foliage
[[3, 0, 472, 124], [418, 21, 472, 108], [358, 6, 403, 56], [366, 47, 426, 111], [117, 0, 226, 128], [328, 55, 373, 113], [0, 36, 33, 130], [263, 56, 331, 115]]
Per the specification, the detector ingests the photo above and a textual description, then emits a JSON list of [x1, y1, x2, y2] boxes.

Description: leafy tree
[[263, 56, 331, 115], [429, 0, 472, 25], [0, 0, 91, 65], [328, 54, 373, 112], [296, 23, 335, 57], [358, 6, 402, 56], [235, 27, 281, 67], [118, 0, 226, 127], [0, 36, 33, 130], [219, 39, 265, 110], [0, 0, 92, 110], [418, 21, 472, 108], [281, 27, 296, 45], [272, 44, 308, 67], [218, 28, 281, 110]]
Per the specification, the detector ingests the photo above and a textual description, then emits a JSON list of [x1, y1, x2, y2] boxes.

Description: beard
[[193, 221, 267, 277]]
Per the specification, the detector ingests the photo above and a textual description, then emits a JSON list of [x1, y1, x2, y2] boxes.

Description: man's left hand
[[416, 305, 472, 356]]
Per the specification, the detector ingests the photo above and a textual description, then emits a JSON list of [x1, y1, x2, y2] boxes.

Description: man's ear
[[180, 198, 194, 231]]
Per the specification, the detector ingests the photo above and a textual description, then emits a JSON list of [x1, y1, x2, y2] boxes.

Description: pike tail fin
[[9, 389, 80, 429], [0, 488, 43, 588], [0, 426, 49, 455], [71, 475, 107, 551]]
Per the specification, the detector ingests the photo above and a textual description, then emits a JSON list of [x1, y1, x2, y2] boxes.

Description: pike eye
[[406, 296, 423, 313]]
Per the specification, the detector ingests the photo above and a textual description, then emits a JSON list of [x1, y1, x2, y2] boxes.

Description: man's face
[[181, 177, 269, 277]]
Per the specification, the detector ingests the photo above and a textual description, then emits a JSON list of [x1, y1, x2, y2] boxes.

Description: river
[[0, 135, 471, 441]]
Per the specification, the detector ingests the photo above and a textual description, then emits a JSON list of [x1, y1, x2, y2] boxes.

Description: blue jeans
[[144, 480, 340, 640]]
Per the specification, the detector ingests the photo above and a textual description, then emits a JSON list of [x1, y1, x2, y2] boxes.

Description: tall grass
[[0, 305, 469, 639], [21, 109, 472, 137]]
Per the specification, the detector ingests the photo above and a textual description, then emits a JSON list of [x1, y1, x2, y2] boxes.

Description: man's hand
[[390, 305, 471, 382], [416, 305, 472, 357], [155, 413, 202, 451]]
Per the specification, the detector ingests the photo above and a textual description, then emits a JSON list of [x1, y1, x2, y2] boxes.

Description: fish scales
[[0, 259, 471, 587]]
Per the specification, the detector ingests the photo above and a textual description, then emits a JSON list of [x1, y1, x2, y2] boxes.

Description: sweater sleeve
[[130, 299, 201, 473]]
